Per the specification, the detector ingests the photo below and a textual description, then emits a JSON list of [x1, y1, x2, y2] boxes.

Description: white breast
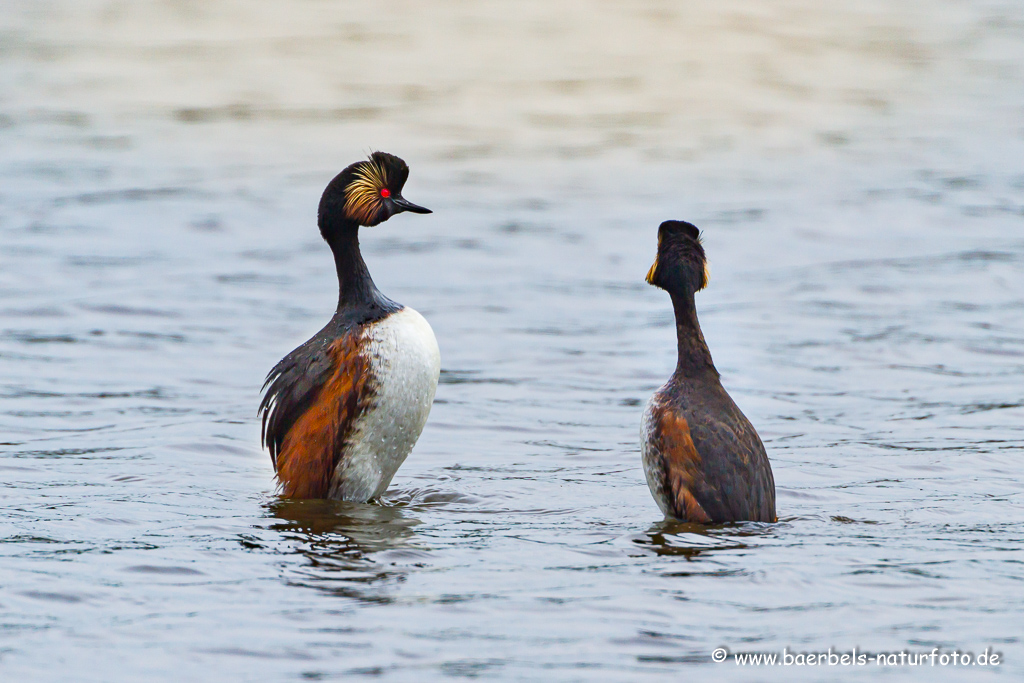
[[640, 394, 672, 518], [329, 307, 441, 501]]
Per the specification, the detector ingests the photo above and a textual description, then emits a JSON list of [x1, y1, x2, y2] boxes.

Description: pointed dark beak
[[392, 196, 432, 215]]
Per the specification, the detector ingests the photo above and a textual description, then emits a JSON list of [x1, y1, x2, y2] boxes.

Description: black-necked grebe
[[641, 220, 775, 522], [260, 152, 439, 501]]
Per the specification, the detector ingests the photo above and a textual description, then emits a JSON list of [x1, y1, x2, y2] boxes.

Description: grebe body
[[641, 220, 775, 523]]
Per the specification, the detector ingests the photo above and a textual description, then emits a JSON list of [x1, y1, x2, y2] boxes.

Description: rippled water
[[2, 1, 1023, 680]]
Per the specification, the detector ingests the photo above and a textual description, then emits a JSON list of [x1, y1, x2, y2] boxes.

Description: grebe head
[[645, 220, 710, 294], [318, 152, 431, 236]]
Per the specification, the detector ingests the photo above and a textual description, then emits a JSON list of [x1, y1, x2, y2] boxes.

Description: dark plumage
[[260, 152, 439, 501], [641, 220, 776, 523]]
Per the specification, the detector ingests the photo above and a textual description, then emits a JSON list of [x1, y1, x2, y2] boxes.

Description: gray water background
[[1, 1, 1023, 680]]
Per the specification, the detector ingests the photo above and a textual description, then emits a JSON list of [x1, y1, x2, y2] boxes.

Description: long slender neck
[[669, 289, 718, 379], [323, 219, 396, 319]]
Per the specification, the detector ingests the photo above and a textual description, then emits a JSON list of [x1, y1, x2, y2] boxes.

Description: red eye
[[380, 188, 391, 198]]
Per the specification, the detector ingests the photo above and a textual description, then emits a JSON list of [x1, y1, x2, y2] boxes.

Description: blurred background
[[1, 1, 1022, 681]]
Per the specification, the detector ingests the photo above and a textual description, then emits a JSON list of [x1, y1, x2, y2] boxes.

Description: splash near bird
[[641, 221, 776, 522], [260, 152, 439, 501]]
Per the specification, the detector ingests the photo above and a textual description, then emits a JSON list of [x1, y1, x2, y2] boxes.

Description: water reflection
[[267, 499, 420, 545], [634, 519, 771, 560], [257, 499, 425, 603]]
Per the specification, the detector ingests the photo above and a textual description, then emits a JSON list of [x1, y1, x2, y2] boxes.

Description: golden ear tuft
[[646, 231, 664, 285], [645, 255, 658, 285], [699, 260, 710, 291], [343, 156, 390, 225]]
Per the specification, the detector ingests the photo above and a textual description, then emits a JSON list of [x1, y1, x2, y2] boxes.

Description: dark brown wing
[[260, 338, 333, 467], [691, 403, 776, 521], [259, 334, 372, 498], [687, 411, 775, 522]]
